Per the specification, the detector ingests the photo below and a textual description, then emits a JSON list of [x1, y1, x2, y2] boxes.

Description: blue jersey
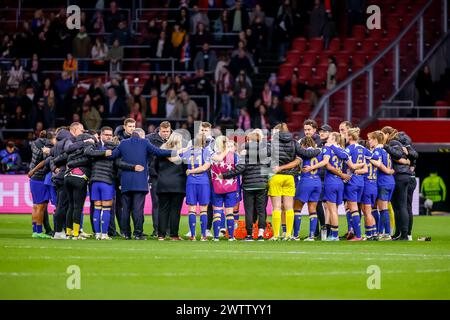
[[364, 147, 378, 183], [374, 147, 395, 186], [301, 148, 323, 180], [345, 143, 365, 186], [324, 146, 348, 184], [180, 146, 211, 185]]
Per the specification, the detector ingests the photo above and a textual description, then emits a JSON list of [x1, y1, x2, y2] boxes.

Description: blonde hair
[[252, 129, 264, 141], [193, 133, 206, 148], [330, 132, 345, 148], [300, 136, 316, 148], [214, 135, 228, 153], [368, 130, 384, 145], [347, 127, 361, 142], [161, 132, 182, 150]]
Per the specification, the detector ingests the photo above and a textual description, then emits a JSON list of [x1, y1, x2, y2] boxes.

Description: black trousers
[[407, 176, 417, 236], [121, 191, 146, 237], [314, 201, 326, 236], [243, 189, 267, 235], [392, 173, 410, 237], [43, 207, 52, 233], [158, 193, 184, 237], [54, 181, 69, 232], [111, 186, 123, 235], [64, 176, 88, 229], [149, 177, 159, 234]]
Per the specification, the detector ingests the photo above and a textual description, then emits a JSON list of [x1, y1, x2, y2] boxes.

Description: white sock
[[258, 228, 264, 237]]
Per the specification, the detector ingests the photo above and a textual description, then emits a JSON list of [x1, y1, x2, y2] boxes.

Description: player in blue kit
[[180, 134, 212, 241], [341, 128, 368, 241], [368, 131, 396, 241], [358, 140, 379, 240], [292, 136, 326, 241], [321, 132, 351, 241]]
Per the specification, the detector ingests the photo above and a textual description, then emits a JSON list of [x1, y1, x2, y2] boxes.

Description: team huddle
[[27, 118, 418, 242]]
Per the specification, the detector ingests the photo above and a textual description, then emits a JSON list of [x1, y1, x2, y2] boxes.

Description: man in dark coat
[[109, 128, 173, 240]]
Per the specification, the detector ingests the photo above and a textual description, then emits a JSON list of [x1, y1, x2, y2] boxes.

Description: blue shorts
[[344, 184, 364, 203], [46, 184, 57, 205], [377, 184, 395, 202], [90, 182, 115, 201], [212, 191, 238, 208], [186, 184, 211, 206], [30, 179, 50, 204], [236, 179, 242, 202], [361, 181, 378, 207], [295, 178, 322, 203], [324, 183, 344, 205]]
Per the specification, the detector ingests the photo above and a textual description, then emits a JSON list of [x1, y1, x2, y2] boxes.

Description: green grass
[[0, 214, 449, 300]]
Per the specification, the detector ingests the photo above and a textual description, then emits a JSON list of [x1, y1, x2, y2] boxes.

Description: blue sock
[[351, 211, 361, 238], [36, 224, 43, 234], [101, 206, 111, 234], [331, 225, 339, 238], [220, 210, 226, 230], [381, 209, 391, 234], [309, 213, 318, 238], [200, 211, 208, 237], [233, 210, 239, 221], [226, 214, 235, 239], [293, 211, 302, 237], [282, 224, 286, 234], [93, 206, 102, 234], [32, 221, 37, 233], [188, 212, 196, 237], [372, 209, 380, 234], [346, 210, 353, 233], [365, 225, 371, 237], [212, 210, 222, 239]]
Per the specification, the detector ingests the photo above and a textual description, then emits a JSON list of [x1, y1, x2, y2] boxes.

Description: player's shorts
[[323, 183, 344, 205], [377, 184, 395, 202], [186, 183, 211, 206], [236, 179, 242, 202], [361, 181, 378, 207], [212, 190, 238, 208], [30, 178, 50, 204], [90, 182, 115, 201], [344, 183, 364, 203], [268, 174, 295, 197], [295, 178, 322, 203]]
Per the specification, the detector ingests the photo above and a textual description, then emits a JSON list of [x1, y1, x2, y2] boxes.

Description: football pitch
[[0, 214, 449, 300]]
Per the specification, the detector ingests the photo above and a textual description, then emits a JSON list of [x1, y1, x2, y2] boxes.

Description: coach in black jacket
[[146, 122, 172, 237]]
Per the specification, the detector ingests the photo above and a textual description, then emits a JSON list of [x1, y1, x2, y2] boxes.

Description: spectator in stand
[[148, 87, 165, 118], [129, 102, 144, 128], [88, 77, 106, 110], [27, 53, 41, 83], [72, 25, 92, 75], [190, 6, 210, 34], [63, 86, 83, 119], [326, 56, 337, 90], [261, 82, 272, 107], [0, 140, 22, 174], [44, 92, 56, 129], [177, 7, 190, 33], [110, 20, 130, 46], [191, 69, 213, 96], [238, 107, 251, 130], [191, 23, 211, 56], [179, 34, 192, 71], [275, 0, 295, 62], [7, 105, 28, 129], [194, 42, 217, 72], [165, 88, 178, 117], [107, 39, 124, 75], [171, 23, 186, 58], [346, 0, 366, 36], [105, 1, 124, 33], [54, 71, 73, 103], [229, 48, 254, 78], [63, 53, 78, 82], [5, 87, 19, 114], [309, 0, 326, 38], [21, 86, 37, 114], [81, 102, 102, 130], [143, 74, 161, 96], [169, 90, 199, 119], [151, 31, 173, 71], [213, 10, 230, 43], [234, 70, 252, 116], [268, 73, 281, 97], [127, 86, 147, 116], [282, 72, 308, 106], [34, 121, 44, 138], [250, 16, 266, 65], [106, 86, 127, 119], [253, 103, 268, 129], [230, 0, 249, 32], [250, 3, 266, 23], [31, 9, 45, 34], [218, 64, 234, 120], [13, 21, 33, 60], [7, 59, 24, 89], [91, 36, 109, 70], [267, 96, 286, 128], [160, 76, 173, 96], [91, 10, 106, 34]]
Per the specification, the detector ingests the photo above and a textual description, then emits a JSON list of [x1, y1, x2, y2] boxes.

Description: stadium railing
[[310, 0, 448, 126]]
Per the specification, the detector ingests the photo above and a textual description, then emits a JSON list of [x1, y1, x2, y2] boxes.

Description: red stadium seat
[[309, 38, 324, 52], [298, 66, 313, 79], [286, 50, 302, 65], [434, 101, 449, 117], [327, 38, 341, 52], [344, 38, 358, 52], [292, 37, 308, 51], [352, 26, 366, 41], [301, 52, 317, 66]]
